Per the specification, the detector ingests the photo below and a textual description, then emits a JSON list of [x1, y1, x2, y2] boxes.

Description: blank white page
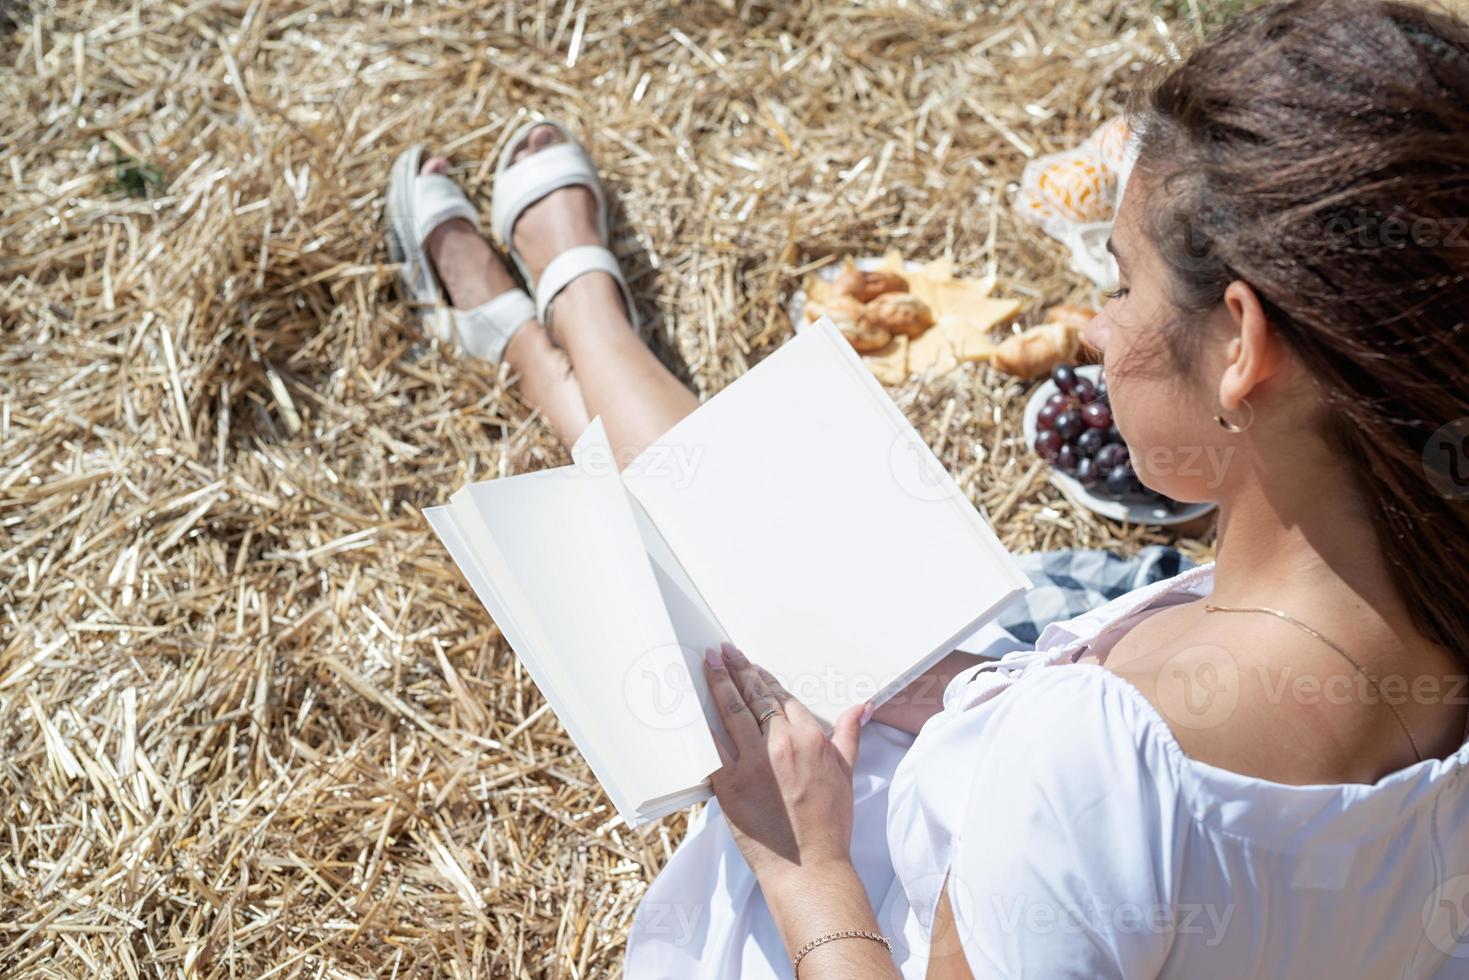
[[424, 503, 640, 820], [621, 319, 1030, 726], [444, 420, 722, 821], [625, 495, 735, 763]]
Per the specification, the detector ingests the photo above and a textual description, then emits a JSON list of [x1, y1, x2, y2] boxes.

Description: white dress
[[625, 563, 1469, 978]]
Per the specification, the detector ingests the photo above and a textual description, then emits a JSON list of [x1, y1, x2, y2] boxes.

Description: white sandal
[[489, 119, 642, 334], [385, 144, 537, 363]]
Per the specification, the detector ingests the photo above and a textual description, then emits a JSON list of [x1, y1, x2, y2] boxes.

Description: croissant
[[861, 293, 935, 339], [990, 323, 1081, 379], [1044, 304, 1097, 333], [833, 261, 910, 304], [806, 296, 892, 353], [804, 294, 865, 326], [839, 321, 894, 353]]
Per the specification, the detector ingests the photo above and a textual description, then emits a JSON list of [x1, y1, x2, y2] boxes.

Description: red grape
[[1082, 402, 1112, 429], [1037, 401, 1062, 431], [1095, 443, 1129, 471], [1034, 429, 1063, 460], [1104, 464, 1137, 497], [1073, 378, 1099, 404], [1077, 428, 1105, 456], [1055, 410, 1085, 441], [1057, 443, 1080, 473], [1052, 364, 1078, 394]]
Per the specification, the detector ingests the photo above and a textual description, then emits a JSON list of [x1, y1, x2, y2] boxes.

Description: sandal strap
[[534, 245, 639, 331], [446, 289, 537, 363], [491, 141, 609, 255], [412, 173, 480, 248]]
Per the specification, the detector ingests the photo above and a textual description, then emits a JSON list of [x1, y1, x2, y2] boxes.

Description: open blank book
[[426, 318, 1030, 827]]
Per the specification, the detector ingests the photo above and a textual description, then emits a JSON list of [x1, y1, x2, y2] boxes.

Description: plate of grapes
[[1022, 364, 1216, 527]]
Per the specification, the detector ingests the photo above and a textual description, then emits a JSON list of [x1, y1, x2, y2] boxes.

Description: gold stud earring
[[1214, 398, 1254, 433]]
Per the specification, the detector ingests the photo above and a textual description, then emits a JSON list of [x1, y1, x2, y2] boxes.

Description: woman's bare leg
[[505, 126, 699, 461], [500, 324, 590, 446], [545, 274, 698, 456], [418, 156, 591, 446]]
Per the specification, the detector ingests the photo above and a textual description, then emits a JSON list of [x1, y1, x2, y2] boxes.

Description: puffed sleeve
[[939, 666, 1186, 979]]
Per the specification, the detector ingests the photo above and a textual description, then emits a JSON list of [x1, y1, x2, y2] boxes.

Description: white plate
[[1021, 364, 1216, 527], [788, 256, 924, 332]]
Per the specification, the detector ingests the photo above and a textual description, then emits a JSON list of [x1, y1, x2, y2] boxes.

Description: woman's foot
[[417, 155, 591, 445], [419, 156, 521, 312], [493, 124, 697, 458], [502, 125, 630, 333]]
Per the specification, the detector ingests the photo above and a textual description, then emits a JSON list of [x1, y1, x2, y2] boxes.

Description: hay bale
[[0, 0, 1217, 974]]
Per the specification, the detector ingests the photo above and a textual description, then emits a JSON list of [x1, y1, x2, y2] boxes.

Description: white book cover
[[426, 317, 1031, 826]]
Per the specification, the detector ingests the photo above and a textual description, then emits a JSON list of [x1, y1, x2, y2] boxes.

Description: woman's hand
[[868, 650, 981, 734], [701, 642, 867, 890]]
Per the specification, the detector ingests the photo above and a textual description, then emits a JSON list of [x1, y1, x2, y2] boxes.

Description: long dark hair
[[1127, 0, 1469, 662]]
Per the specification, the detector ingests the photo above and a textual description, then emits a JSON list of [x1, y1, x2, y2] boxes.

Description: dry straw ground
[[2, 0, 1228, 975]]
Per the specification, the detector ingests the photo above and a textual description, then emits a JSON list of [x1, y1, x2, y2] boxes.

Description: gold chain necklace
[[1202, 603, 1426, 763]]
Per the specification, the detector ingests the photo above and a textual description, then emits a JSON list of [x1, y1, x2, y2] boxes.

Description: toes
[[512, 123, 565, 164], [420, 155, 450, 176], [529, 124, 563, 151]]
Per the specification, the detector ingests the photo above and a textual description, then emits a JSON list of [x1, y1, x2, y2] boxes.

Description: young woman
[[390, 0, 1469, 975]]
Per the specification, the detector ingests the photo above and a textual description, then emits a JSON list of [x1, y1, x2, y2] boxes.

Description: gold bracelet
[[792, 929, 893, 977]]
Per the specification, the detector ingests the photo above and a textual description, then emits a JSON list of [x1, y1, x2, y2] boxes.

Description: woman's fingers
[[831, 702, 867, 771], [755, 664, 818, 730], [710, 640, 857, 749], [720, 643, 787, 731], [711, 728, 735, 768], [704, 647, 761, 750]]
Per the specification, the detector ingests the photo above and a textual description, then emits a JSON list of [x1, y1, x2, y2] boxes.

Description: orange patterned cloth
[[1014, 116, 1136, 237]]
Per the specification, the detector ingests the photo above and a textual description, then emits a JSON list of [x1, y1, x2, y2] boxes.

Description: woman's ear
[[1217, 279, 1279, 411]]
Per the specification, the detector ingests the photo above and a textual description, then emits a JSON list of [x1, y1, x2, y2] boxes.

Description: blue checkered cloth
[[990, 546, 1196, 647]]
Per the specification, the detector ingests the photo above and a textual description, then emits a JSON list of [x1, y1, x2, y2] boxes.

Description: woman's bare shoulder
[[1101, 608, 1451, 785]]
